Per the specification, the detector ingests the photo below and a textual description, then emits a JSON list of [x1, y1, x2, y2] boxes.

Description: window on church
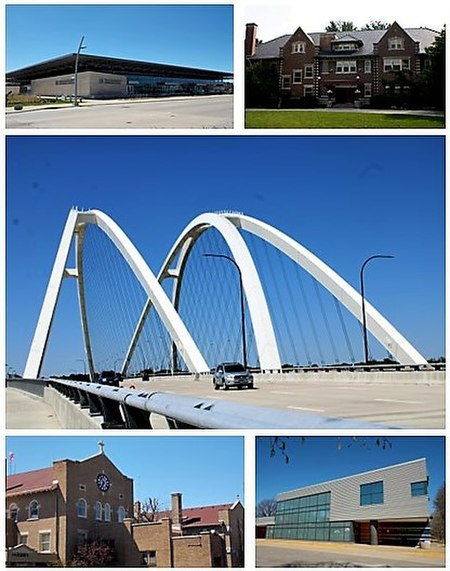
[[9, 504, 19, 522], [143, 551, 157, 567], [117, 506, 126, 523], [77, 530, 88, 545], [28, 500, 39, 520], [77, 498, 87, 518], [95, 501, 103, 521], [39, 532, 51, 552], [104, 503, 111, 522]]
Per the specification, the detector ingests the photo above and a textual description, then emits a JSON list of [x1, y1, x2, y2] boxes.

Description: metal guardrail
[[46, 378, 395, 430]]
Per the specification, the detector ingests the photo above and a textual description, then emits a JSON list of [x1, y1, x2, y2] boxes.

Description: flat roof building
[[267, 458, 430, 546], [7, 53, 233, 99]]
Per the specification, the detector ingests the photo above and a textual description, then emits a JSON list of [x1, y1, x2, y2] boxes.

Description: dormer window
[[292, 42, 306, 54], [388, 37, 404, 50]]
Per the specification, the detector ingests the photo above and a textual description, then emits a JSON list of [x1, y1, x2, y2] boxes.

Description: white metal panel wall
[[277, 459, 429, 521]]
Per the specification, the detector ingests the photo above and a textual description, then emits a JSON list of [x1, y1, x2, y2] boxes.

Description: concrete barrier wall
[[43, 386, 102, 429], [7, 378, 46, 396]]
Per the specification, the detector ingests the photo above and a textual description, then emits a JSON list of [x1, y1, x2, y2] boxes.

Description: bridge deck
[[7, 387, 62, 429]]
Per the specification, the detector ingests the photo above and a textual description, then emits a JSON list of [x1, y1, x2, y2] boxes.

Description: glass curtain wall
[[269, 492, 354, 542]]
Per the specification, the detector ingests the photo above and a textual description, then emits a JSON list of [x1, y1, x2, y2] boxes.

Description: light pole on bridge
[[74, 35, 87, 106], [359, 254, 394, 364], [203, 253, 247, 370]]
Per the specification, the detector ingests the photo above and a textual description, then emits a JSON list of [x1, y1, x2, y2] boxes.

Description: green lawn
[[245, 110, 444, 129]]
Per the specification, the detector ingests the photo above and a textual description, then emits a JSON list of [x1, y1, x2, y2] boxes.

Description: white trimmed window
[[77, 498, 87, 518], [95, 501, 103, 521], [28, 500, 39, 520], [19, 533, 28, 545], [39, 531, 51, 553], [281, 75, 292, 89], [364, 83, 372, 97], [364, 60, 372, 74], [292, 69, 303, 84], [117, 506, 126, 523], [388, 36, 404, 50], [291, 41, 306, 54], [104, 503, 111, 522], [383, 58, 410, 72], [304, 65, 314, 79], [336, 61, 357, 73]]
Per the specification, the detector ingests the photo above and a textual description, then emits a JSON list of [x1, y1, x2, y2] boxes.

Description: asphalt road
[[256, 540, 445, 567], [119, 374, 444, 429], [6, 95, 233, 129]]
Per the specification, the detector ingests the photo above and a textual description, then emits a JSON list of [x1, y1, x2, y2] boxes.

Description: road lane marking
[[374, 398, 423, 404], [288, 406, 325, 412]]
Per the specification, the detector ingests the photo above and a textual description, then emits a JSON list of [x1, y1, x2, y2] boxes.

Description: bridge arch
[[23, 209, 209, 379], [24, 208, 427, 379]]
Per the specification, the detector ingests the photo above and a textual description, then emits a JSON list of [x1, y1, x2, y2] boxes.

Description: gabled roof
[[7, 466, 56, 497], [250, 27, 438, 59], [151, 503, 234, 528]]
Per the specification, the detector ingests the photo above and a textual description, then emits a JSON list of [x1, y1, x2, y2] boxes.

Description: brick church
[[6, 443, 244, 567]]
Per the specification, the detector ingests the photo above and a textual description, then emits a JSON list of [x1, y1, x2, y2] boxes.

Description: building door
[[335, 87, 355, 104], [370, 521, 378, 545]]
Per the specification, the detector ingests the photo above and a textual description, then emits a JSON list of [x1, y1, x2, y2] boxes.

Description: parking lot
[[256, 539, 445, 567], [6, 94, 233, 129]]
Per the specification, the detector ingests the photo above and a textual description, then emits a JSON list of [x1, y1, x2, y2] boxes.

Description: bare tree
[[431, 484, 445, 542], [256, 498, 277, 517], [70, 540, 116, 567], [270, 436, 392, 464], [140, 497, 165, 522]]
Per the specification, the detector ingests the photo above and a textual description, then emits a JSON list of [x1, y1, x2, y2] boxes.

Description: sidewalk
[[6, 388, 62, 428]]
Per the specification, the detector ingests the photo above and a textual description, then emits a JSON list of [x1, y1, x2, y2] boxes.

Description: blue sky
[[6, 4, 233, 72], [6, 136, 444, 375], [6, 436, 244, 508], [256, 436, 445, 507]]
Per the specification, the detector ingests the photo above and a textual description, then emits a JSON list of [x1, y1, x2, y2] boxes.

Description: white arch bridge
[[24, 208, 427, 380]]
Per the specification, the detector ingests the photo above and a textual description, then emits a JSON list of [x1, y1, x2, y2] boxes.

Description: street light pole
[[74, 35, 86, 106], [359, 254, 394, 364], [203, 253, 247, 369]]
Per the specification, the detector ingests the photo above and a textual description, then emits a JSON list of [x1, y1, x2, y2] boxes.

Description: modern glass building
[[267, 459, 430, 546]]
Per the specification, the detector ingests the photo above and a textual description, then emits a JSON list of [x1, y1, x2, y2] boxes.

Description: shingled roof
[[7, 466, 56, 497], [149, 503, 234, 528], [250, 27, 438, 60]]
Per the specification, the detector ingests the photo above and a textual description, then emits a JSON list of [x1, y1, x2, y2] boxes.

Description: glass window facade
[[271, 492, 354, 542], [126, 75, 227, 97], [411, 481, 428, 496], [360, 481, 384, 505]]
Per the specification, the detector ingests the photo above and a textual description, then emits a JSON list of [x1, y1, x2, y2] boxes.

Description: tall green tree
[[325, 21, 356, 32], [245, 62, 279, 108], [361, 21, 390, 30]]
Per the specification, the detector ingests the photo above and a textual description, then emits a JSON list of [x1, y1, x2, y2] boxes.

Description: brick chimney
[[245, 23, 258, 57], [171, 492, 183, 525]]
